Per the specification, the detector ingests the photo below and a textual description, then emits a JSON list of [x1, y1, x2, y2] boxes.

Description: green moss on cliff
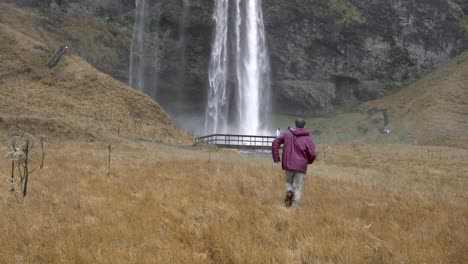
[[329, 0, 366, 25], [448, 0, 464, 17], [448, 0, 468, 39], [289, 0, 365, 26], [57, 16, 132, 76], [457, 17, 468, 38]]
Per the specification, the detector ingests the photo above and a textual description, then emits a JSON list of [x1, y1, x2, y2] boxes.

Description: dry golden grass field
[[1, 141, 467, 263]]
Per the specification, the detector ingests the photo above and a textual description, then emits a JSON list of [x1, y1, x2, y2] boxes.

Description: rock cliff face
[[264, 0, 467, 114], [12, 0, 468, 116]]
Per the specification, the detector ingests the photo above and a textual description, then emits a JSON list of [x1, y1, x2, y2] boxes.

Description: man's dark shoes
[[284, 190, 294, 208]]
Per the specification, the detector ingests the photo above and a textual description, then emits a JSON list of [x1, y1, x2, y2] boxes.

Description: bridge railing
[[194, 134, 276, 149]]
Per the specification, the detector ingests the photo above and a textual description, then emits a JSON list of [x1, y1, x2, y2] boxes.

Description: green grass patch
[[0, 34, 17, 53], [448, 0, 464, 18], [330, 0, 366, 25], [447, 0, 468, 39], [457, 16, 468, 39], [272, 107, 407, 144], [272, 110, 368, 143]]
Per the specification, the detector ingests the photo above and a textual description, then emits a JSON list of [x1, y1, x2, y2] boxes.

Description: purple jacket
[[272, 128, 316, 173]]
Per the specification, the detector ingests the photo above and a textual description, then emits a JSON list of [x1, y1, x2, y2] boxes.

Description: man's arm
[[306, 138, 317, 164], [272, 133, 285, 163]]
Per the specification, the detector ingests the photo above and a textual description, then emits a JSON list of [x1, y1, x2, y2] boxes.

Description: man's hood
[[290, 128, 310, 137]]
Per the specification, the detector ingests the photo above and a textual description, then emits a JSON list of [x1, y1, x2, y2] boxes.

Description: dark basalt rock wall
[[19, 0, 468, 116], [264, 0, 467, 114]]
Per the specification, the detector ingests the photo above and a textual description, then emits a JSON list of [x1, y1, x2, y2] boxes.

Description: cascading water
[[174, 0, 190, 111], [205, 0, 229, 134], [128, 0, 160, 97], [128, 0, 146, 92], [205, 0, 270, 135], [236, 0, 270, 135]]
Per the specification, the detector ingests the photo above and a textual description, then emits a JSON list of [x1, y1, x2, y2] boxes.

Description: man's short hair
[[295, 118, 306, 128]]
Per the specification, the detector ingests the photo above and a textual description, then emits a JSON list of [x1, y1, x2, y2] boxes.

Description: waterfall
[[205, 0, 270, 135], [234, 0, 243, 133], [205, 0, 229, 134], [149, 3, 161, 99], [128, 0, 160, 97], [129, 0, 146, 92], [174, 0, 190, 111], [237, 0, 270, 135]]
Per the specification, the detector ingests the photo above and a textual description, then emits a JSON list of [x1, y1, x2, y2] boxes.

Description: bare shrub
[[4, 132, 38, 198]]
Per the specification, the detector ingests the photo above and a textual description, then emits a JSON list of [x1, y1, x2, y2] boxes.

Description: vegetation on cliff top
[[449, 0, 468, 39], [0, 3, 191, 144]]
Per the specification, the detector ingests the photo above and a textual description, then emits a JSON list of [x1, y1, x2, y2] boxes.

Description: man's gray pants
[[285, 170, 305, 206]]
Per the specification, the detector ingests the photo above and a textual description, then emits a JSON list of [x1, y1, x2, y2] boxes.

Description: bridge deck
[[194, 134, 276, 150]]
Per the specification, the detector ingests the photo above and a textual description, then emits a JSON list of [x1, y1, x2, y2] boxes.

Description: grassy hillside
[[0, 8, 190, 144], [273, 51, 468, 149], [0, 3, 132, 80], [0, 141, 467, 263], [364, 51, 468, 148]]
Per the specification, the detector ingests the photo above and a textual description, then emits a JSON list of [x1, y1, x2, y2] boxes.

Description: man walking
[[272, 118, 316, 207]]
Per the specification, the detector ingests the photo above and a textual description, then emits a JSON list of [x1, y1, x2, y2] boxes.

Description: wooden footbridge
[[194, 134, 276, 150]]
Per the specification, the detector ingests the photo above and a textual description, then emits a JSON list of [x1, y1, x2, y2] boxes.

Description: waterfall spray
[[128, 0, 160, 98], [174, 0, 190, 111], [206, 0, 270, 135], [205, 0, 229, 134], [129, 0, 146, 92], [149, 2, 161, 99]]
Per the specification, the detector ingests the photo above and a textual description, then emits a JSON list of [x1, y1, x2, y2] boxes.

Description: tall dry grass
[[0, 142, 467, 263]]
